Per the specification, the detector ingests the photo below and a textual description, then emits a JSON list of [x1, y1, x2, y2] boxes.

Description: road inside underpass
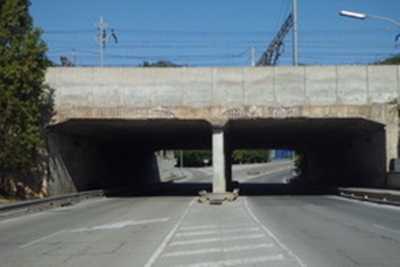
[[1, 162, 400, 266]]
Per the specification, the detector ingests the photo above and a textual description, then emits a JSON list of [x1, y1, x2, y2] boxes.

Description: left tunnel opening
[[47, 119, 212, 196]]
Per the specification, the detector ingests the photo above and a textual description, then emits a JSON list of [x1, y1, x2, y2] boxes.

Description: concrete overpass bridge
[[44, 66, 399, 196]]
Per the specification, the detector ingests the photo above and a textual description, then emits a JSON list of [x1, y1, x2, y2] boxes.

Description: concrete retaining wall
[[387, 172, 400, 189], [46, 133, 176, 196]]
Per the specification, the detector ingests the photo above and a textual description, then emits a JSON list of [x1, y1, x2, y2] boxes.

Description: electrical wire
[[43, 24, 399, 67]]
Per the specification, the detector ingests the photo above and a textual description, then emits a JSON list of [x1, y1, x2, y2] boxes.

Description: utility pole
[[256, 0, 298, 66], [95, 16, 108, 67], [250, 47, 256, 67], [71, 49, 76, 66], [95, 16, 118, 67], [293, 0, 299, 66]]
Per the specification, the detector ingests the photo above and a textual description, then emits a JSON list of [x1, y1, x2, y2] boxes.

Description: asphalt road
[[1, 162, 400, 266]]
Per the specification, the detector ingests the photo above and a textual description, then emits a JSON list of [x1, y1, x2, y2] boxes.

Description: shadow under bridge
[[47, 117, 385, 195]]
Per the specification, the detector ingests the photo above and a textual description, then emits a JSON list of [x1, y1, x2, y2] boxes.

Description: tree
[[139, 60, 184, 67], [232, 150, 270, 164], [175, 149, 271, 167], [0, 0, 50, 198], [375, 54, 400, 65], [175, 150, 212, 167]]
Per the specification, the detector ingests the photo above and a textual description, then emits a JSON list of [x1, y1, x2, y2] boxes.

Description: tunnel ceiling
[[49, 119, 212, 149], [49, 118, 384, 150], [228, 118, 384, 150]]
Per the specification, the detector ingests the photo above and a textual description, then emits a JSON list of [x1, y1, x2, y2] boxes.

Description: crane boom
[[256, 13, 294, 66]]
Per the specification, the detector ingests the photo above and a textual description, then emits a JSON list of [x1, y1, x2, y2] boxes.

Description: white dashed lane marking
[[179, 223, 255, 231], [163, 243, 274, 257], [175, 227, 260, 237], [168, 234, 266, 246], [174, 254, 285, 267], [149, 197, 307, 267]]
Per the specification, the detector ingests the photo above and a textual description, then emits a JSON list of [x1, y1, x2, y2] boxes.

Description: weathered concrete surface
[[45, 66, 400, 121], [45, 67, 398, 163], [44, 66, 399, 192], [212, 128, 227, 193]]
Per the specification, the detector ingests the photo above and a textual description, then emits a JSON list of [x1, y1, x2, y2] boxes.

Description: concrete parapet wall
[[46, 66, 399, 130], [46, 65, 400, 111]]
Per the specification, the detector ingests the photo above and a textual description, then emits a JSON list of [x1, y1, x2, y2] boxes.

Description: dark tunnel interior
[[47, 117, 386, 196]]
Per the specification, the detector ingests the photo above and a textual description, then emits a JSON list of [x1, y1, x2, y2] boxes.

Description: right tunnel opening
[[227, 118, 387, 193]]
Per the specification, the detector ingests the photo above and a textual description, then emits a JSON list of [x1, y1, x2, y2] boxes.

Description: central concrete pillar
[[212, 128, 227, 193]]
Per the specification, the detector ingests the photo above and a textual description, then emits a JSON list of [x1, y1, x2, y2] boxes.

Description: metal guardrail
[[338, 188, 400, 206], [0, 190, 104, 218]]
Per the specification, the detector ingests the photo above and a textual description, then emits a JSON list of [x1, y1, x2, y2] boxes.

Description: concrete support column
[[224, 129, 233, 192], [212, 128, 227, 193], [385, 114, 399, 169]]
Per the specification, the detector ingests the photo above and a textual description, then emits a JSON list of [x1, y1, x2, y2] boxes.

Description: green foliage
[[175, 150, 212, 167], [0, 0, 50, 197], [232, 150, 270, 164], [139, 60, 183, 67], [375, 54, 400, 65], [175, 149, 270, 167], [294, 152, 307, 176]]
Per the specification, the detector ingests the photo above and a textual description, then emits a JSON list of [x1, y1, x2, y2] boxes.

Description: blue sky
[[30, 0, 400, 67]]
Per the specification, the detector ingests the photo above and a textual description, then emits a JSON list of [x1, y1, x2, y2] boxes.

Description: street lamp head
[[339, 10, 368, 20]]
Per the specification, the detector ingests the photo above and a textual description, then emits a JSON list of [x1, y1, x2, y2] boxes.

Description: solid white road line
[[20, 217, 172, 249], [20, 230, 66, 249], [244, 197, 308, 267], [68, 217, 170, 233], [163, 243, 274, 257], [144, 199, 196, 267], [91, 217, 170, 230]]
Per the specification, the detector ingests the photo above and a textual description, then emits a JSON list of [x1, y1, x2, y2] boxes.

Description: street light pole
[[339, 10, 400, 27]]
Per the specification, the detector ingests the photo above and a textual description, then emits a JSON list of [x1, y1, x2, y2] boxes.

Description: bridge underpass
[[44, 66, 400, 196], [47, 117, 386, 196]]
